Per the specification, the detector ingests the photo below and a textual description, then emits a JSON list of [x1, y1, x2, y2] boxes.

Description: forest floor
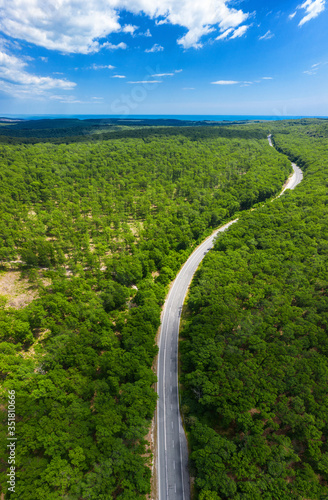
[[0, 271, 38, 309]]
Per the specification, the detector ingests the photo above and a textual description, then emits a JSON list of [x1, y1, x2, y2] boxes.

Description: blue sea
[[3, 114, 327, 122]]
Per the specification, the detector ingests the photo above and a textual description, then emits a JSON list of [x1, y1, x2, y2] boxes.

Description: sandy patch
[[0, 271, 38, 309]]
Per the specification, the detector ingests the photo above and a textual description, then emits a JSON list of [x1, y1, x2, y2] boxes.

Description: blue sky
[[0, 0, 327, 116]]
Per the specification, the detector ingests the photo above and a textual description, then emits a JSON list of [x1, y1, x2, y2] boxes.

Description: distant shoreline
[[1, 114, 328, 122]]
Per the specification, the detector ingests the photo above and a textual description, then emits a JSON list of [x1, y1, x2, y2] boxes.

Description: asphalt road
[[156, 134, 303, 500], [268, 134, 303, 196]]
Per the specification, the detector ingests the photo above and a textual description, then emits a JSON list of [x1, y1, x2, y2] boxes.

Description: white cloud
[[0, 0, 250, 53], [92, 96, 104, 99], [175, 69, 183, 73], [0, 51, 75, 101], [50, 94, 77, 101], [230, 25, 250, 39], [182, 87, 195, 90], [151, 73, 174, 77], [145, 44, 164, 53], [112, 74, 126, 78], [259, 30, 274, 40], [90, 64, 115, 70], [143, 29, 152, 37], [177, 25, 215, 50], [216, 24, 250, 42], [298, 0, 326, 26], [289, 11, 297, 19], [40, 56, 48, 62], [212, 78, 273, 86], [50, 94, 99, 104], [0, 2, 121, 54], [102, 42, 127, 50], [212, 80, 239, 84], [155, 18, 169, 26], [0, 50, 76, 98], [216, 28, 234, 40], [122, 24, 138, 35], [303, 61, 326, 74], [127, 80, 162, 84]]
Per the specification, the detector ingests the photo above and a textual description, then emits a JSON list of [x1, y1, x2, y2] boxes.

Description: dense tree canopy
[[180, 120, 328, 499], [0, 120, 319, 498]]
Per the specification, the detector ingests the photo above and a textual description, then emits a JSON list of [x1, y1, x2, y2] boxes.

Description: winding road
[[156, 135, 303, 500]]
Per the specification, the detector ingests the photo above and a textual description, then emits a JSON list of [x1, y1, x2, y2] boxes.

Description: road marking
[[173, 461, 175, 470], [163, 302, 173, 500], [157, 140, 303, 500]]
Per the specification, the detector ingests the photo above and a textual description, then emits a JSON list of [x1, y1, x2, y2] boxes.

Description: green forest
[[0, 123, 293, 499], [180, 120, 328, 499], [1, 118, 328, 499]]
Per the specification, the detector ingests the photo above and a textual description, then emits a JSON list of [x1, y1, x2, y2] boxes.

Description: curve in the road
[[156, 135, 303, 500]]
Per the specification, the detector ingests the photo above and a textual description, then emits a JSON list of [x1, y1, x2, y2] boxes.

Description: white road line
[[163, 302, 173, 500], [157, 134, 303, 500]]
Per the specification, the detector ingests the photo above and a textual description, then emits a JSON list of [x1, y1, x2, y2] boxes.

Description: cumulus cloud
[[298, 0, 325, 26], [0, 0, 250, 53], [145, 44, 164, 53], [102, 42, 127, 50], [0, 1, 120, 54], [0, 50, 76, 98], [122, 24, 138, 35], [259, 30, 274, 40], [112, 74, 126, 78]]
